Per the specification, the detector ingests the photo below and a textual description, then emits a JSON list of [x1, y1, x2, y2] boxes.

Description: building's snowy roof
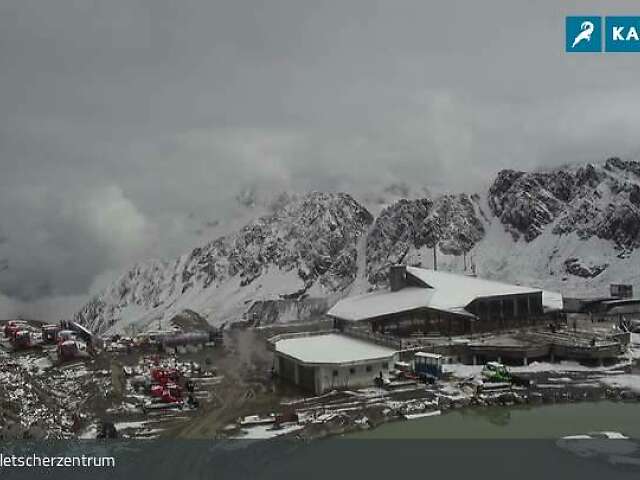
[[406, 267, 540, 308], [327, 287, 439, 322], [415, 352, 442, 359], [328, 267, 563, 322], [275, 333, 396, 365]]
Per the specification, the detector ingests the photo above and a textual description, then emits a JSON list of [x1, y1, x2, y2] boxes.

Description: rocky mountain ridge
[[75, 192, 371, 333], [489, 158, 640, 250], [75, 158, 640, 334]]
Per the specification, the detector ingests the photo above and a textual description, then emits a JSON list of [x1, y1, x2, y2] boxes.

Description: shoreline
[[297, 386, 640, 441], [229, 359, 640, 442]]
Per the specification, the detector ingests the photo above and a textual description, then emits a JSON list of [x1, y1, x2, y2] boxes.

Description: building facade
[[328, 265, 563, 337], [272, 333, 398, 394]]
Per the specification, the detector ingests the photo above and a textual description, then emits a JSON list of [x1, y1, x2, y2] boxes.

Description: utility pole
[[433, 243, 438, 271], [429, 214, 441, 272]]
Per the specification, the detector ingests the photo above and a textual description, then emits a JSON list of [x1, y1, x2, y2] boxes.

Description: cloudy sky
[[2, 0, 640, 318]]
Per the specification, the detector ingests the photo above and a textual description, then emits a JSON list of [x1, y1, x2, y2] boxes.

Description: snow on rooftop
[[275, 333, 396, 365], [406, 267, 540, 309], [327, 287, 435, 322], [328, 267, 563, 322], [415, 352, 442, 358]]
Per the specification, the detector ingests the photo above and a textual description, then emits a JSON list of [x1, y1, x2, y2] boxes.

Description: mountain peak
[[75, 191, 372, 333]]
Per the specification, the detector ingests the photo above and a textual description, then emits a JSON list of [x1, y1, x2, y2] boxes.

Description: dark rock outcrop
[[366, 194, 484, 284], [490, 160, 640, 249]]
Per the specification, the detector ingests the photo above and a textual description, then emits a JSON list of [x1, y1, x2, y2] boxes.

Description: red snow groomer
[[57, 330, 75, 342], [42, 325, 61, 344], [150, 384, 164, 398], [148, 366, 183, 407], [161, 384, 183, 403], [150, 366, 180, 385], [150, 383, 183, 403], [4, 320, 27, 339], [11, 330, 32, 350], [57, 340, 80, 361]]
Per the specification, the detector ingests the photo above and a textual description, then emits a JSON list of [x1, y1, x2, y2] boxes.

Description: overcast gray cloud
[[2, 0, 640, 316]]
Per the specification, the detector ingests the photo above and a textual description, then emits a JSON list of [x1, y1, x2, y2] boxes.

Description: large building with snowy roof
[[272, 332, 398, 394], [328, 265, 563, 337]]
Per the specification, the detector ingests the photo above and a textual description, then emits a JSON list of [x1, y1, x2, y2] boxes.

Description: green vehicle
[[481, 362, 512, 383]]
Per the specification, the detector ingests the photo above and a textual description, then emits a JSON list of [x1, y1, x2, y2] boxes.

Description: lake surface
[[9, 402, 637, 480], [350, 401, 640, 439]]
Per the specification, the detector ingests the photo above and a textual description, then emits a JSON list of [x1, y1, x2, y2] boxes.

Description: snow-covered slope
[[74, 192, 372, 333], [75, 158, 640, 334], [372, 158, 640, 296]]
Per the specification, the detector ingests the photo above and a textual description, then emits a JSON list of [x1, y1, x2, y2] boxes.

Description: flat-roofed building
[[273, 333, 398, 394]]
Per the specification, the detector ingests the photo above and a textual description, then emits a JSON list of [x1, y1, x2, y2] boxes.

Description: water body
[[350, 401, 640, 439], [7, 403, 639, 480]]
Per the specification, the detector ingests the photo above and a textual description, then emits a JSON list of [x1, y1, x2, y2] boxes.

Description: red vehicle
[[150, 384, 164, 398], [166, 383, 182, 399], [11, 330, 32, 350], [4, 321, 27, 339], [150, 382, 182, 403], [161, 388, 180, 404], [4, 321, 15, 337], [57, 340, 80, 361], [42, 325, 61, 344], [151, 367, 180, 385]]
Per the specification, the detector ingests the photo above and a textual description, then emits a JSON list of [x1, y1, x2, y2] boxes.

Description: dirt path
[[167, 328, 284, 438]]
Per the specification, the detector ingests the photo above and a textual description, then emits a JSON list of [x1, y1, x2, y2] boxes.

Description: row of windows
[[332, 362, 389, 377], [467, 294, 544, 319]]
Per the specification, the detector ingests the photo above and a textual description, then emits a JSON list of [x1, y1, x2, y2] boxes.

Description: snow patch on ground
[[9, 354, 53, 375], [599, 375, 640, 393], [232, 423, 304, 440], [444, 360, 633, 379]]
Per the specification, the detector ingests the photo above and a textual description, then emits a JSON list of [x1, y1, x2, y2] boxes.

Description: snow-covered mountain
[[74, 192, 372, 333], [75, 158, 640, 334], [380, 157, 640, 296]]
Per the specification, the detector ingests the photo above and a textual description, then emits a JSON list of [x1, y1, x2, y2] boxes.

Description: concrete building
[[273, 333, 398, 394], [328, 265, 564, 337], [564, 285, 640, 328]]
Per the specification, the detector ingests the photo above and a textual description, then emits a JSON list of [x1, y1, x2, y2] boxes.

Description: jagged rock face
[[489, 169, 566, 241], [432, 194, 486, 255], [245, 298, 330, 326], [186, 191, 373, 292], [74, 157, 640, 333], [366, 194, 485, 284], [490, 159, 640, 250], [169, 309, 214, 332], [563, 258, 608, 278], [74, 192, 372, 333], [74, 259, 178, 334], [605, 156, 640, 177], [365, 198, 433, 284]]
